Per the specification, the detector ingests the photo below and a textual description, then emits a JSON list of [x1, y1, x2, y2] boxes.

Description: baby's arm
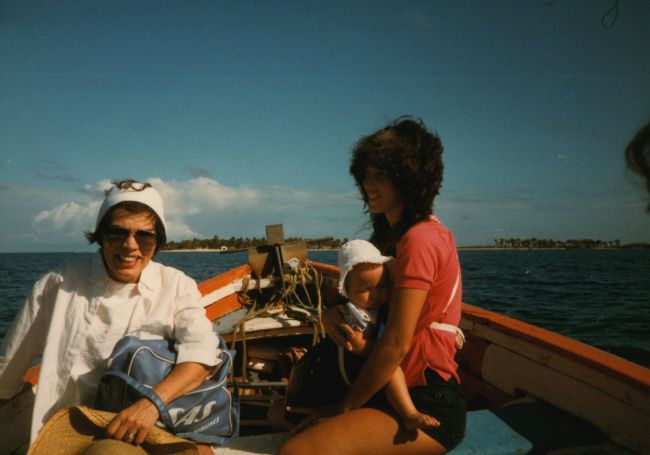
[[385, 367, 440, 431]]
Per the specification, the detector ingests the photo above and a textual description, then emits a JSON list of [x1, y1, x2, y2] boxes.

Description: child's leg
[[385, 367, 440, 431]]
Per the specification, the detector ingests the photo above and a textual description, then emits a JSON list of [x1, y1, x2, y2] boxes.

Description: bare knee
[[278, 435, 312, 455]]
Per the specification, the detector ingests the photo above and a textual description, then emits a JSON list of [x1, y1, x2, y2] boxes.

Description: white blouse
[[0, 252, 220, 442]]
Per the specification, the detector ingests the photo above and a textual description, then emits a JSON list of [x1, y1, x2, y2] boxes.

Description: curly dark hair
[[625, 121, 650, 212], [350, 117, 444, 253]]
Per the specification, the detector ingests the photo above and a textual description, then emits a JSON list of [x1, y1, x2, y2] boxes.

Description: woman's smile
[[101, 209, 157, 283]]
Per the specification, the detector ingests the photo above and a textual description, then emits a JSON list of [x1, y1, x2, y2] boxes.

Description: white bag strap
[[441, 269, 460, 315], [429, 268, 465, 349], [429, 322, 465, 349], [338, 345, 352, 386]]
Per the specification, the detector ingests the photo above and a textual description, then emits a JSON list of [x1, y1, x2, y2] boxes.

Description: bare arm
[[321, 305, 376, 356], [339, 287, 428, 411], [106, 361, 212, 444]]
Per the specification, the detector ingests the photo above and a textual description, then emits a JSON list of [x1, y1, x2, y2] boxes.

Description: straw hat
[[27, 406, 198, 455]]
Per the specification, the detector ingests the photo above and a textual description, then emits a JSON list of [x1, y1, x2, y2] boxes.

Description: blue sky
[[1, 0, 649, 252]]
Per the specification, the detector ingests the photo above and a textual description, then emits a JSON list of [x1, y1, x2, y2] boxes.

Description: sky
[[1, 0, 649, 252]]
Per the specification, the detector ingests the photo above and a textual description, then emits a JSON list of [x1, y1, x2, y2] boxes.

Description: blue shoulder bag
[[95, 335, 239, 445]]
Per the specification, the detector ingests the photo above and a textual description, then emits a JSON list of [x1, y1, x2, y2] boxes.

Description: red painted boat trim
[[198, 263, 252, 295], [461, 303, 650, 393], [205, 293, 245, 321], [195, 261, 650, 395], [312, 261, 650, 393], [306, 260, 339, 278], [22, 365, 39, 386]]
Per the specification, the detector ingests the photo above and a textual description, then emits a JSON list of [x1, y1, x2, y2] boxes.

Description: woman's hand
[[104, 362, 211, 445], [339, 324, 374, 356], [106, 397, 160, 445], [322, 305, 351, 350], [322, 305, 374, 355], [286, 403, 347, 432]]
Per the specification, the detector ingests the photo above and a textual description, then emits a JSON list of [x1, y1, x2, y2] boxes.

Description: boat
[[1, 225, 649, 454]]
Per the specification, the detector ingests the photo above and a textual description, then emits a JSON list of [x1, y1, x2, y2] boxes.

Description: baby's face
[[346, 263, 387, 309]]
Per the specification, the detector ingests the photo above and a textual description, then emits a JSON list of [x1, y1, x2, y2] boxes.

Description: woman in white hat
[[0, 180, 219, 451], [280, 118, 466, 455]]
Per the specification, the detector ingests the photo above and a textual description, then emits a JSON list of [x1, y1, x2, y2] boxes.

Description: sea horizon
[[1, 249, 648, 369], [2, 245, 650, 254]]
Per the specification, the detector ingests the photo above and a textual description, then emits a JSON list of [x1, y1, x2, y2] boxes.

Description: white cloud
[[20, 177, 360, 248], [152, 177, 261, 218], [83, 180, 113, 196], [34, 201, 99, 229]]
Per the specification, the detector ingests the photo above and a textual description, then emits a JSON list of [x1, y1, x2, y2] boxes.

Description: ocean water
[[1, 249, 648, 368]]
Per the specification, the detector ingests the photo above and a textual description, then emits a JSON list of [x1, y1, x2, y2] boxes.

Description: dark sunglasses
[[104, 227, 159, 249]]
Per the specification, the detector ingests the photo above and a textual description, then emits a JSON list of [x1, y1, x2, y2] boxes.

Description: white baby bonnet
[[338, 239, 392, 298]]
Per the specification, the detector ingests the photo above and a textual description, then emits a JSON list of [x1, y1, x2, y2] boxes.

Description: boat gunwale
[[461, 303, 650, 393], [196, 260, 650, 395]]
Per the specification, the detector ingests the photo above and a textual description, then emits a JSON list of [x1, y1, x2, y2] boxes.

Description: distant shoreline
[[158, 246, 649, 253], [160, 248, 340, 253], [161, 248, 225, 253], [1, 246, 649, 254]]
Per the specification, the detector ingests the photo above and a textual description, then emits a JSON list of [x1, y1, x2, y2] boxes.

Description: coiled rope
[[230, 262, 325, 380]]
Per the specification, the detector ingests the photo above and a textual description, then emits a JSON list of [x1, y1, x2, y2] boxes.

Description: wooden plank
[[480, 344, 650, 453], [465, 319, 650, 416], [198, 264, 252, 295], [223, 326, 315, 342], [204, 293, 245, 322], [461, 303, 650, 394], [307, 260, 339, 279]]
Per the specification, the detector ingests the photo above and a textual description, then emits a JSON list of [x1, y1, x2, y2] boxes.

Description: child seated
[[336, 239, 439, 431], [275, 240, 439, 432]]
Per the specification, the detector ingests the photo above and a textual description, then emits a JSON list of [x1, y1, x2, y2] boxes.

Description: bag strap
[[428, 268, 465, 349], [441, 269, 460, 315], [102, 370, 175, 431], [337, 345, 352, 387]]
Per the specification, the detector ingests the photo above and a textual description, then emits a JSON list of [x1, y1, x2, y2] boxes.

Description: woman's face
[[100, 207, 158, 283], [362, 167, 403, 225]]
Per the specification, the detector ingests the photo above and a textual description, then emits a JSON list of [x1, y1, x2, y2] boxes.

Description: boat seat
[[215, 410, 532, 455], [449, 409, 533, 454], [219, 404, 622, 455]]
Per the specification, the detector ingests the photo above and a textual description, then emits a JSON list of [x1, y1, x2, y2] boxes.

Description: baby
[[338, 239, 439, 431]]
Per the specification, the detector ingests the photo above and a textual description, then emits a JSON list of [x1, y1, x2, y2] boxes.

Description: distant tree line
[[162, 235, 648, 251], [162, 235, 348, 251], [492, 238, 648, 249]]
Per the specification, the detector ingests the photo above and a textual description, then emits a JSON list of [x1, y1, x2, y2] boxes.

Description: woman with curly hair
[[280, 117, 466, 455]]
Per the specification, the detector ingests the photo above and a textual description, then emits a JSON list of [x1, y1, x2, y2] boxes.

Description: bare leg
[[197, 444, 214, 455], [278, 407, 446, 455], [385, 367, 440, 432]]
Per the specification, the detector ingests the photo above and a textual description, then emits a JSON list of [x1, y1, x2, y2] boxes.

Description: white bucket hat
[[95, 181, 167, 232], [338, 239, 392, 298]]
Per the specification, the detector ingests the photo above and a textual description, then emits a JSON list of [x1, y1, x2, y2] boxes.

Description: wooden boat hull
[[458, 303, 649, 453], [2, 256, 649, 454], [197, 258, 650, 453]]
